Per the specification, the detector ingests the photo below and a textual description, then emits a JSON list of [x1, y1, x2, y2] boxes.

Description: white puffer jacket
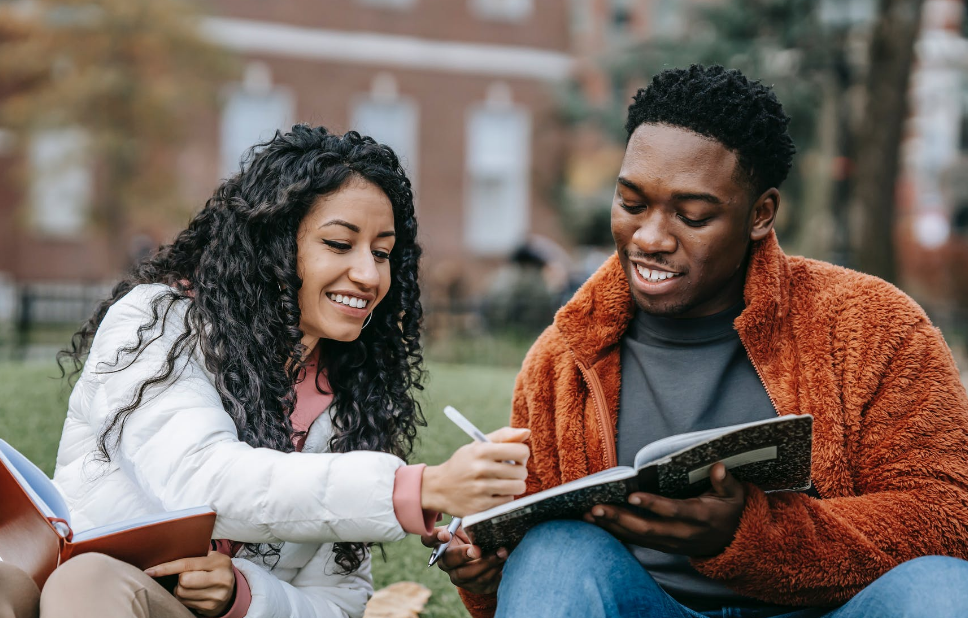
[[53, 284, 408, 618]]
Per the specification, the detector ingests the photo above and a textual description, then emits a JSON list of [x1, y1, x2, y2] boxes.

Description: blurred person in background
[[0, 126, 530, 618], [481, 241, 560, 336], [428, 65, 968, 618]]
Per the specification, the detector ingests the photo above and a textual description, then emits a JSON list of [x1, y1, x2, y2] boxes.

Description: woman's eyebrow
[[320, 219, 395, 237], [320, 219, 359, 232]]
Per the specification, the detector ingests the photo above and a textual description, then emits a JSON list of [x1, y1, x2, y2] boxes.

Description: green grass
[[0, 360, 519, 618], [0, 362, 74, 474]]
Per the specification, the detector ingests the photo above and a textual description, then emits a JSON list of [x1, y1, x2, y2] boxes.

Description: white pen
[[427, 406, 515, 567], [427, 516, 462, 567]]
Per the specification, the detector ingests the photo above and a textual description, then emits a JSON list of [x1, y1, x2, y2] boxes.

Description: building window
[[465, 101, 530, 255], [220, 63, 294, 177], [359, 0, 417, 9], [609, 0, 633, 37], [818, 0, 876, 28], [28, 128, 92, 237], [569, 0, 593, 36], [652, 0, 684, 39], [470, 0, 533, 22], [960, 83, 968, 153], [351, 76, 419, 183]]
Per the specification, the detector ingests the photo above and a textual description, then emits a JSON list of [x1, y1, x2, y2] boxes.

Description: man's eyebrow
[[320, 219, 395, 238], [618, 177, 725, 205], [670, 191, 724, 205], [616, 177, 643, 194]]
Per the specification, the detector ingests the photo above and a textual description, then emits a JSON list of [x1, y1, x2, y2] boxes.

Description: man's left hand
[[585, 462, 746, 557]]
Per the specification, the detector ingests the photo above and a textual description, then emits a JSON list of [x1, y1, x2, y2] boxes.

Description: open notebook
[[0, 438, 216, 588], [463, 415, 813, 552]]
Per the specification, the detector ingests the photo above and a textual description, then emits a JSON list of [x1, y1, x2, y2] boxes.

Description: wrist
[[421, 464, 449, 514]]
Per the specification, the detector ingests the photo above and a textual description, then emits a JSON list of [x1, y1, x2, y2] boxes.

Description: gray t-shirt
[[617, 302, 776, 610]]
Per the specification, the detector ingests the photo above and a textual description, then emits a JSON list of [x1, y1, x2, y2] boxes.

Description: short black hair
[[625, 64, 796, 195]]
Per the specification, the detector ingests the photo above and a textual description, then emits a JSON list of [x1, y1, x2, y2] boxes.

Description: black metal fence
[[1, 283, 113, 361], [2, 281, 966, 375]]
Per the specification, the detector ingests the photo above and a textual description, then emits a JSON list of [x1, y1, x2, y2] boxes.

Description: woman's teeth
[[636, 265, 680, 282], [328, 293, 369, 309]]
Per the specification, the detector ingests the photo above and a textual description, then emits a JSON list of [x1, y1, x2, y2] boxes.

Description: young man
[[426, 65, 968, 617]]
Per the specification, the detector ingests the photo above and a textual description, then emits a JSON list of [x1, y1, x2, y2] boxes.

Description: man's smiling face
[[612, 123, 778, 318]]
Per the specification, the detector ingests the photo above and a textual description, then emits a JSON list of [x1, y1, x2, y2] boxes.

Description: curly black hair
[[58, 125, 425, 574], [625, 64, 796, 196]]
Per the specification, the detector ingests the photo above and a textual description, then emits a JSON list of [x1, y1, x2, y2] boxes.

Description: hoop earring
[[361, 313, 373, 329]]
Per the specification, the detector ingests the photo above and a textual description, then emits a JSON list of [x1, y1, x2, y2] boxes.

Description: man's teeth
[[328, 293, 369, 309], [636, 265, 680, 282]]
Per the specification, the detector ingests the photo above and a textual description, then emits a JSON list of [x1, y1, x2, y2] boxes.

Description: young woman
[[0, 125, 529, 618]]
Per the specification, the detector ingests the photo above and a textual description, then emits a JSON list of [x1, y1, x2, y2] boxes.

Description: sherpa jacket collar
[[554, 230, 787, 366]]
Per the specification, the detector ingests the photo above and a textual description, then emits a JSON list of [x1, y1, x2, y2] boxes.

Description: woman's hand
[[421, 427, 530, 517], [145, 550, 236, 616]]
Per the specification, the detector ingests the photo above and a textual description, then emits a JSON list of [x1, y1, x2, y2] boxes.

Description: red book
[[0, 439, 215, 589]]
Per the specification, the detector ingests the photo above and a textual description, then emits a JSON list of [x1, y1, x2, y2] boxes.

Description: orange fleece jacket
[[459, 232, 968, 616]]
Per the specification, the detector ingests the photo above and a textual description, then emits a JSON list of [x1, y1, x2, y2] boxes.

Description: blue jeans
[[495, 521, 968, 618]]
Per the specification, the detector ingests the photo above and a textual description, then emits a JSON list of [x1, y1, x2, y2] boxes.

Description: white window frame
[[470, 0, 533, 23], [464, 103, 531, 256], [28, 127, 92, 238], [359, 0, 417, 9], [219, 71, 295, 177], [350, 92, 420, 188]]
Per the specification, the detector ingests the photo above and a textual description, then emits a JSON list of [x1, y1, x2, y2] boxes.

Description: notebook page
[[72, 506, 215, 542], [0, 438, 71, 525], [632, 416, 793, 469]]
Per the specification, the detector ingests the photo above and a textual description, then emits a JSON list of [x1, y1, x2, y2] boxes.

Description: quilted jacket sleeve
[[87, 285, 407, 545], [232, 545, 373, 618], [692, 320, 968, 606]]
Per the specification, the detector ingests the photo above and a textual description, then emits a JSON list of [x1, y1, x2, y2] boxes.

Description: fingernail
[[629, 495, 641, 505], [583, 513, 594, 523], [497, 548, 508, 559], [592, 507, 604, 517], [144, 568, 156, 577]]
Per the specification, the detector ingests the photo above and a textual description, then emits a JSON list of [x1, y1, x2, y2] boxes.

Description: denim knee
[[503, 520, 623, 584], [497, 520, 670, 618], [855, 555, 968, 617]]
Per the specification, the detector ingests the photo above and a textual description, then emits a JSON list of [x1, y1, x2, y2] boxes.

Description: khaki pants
[[0, 553, 194, 618]]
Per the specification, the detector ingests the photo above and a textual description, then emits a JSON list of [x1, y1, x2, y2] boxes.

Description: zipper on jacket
[[738, 336, 781, 417], [739, 334, 825, 499], [571, 353, 618, 468]]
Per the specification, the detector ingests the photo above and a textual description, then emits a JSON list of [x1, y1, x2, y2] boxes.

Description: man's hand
[[585, 462, 747, 557], [145, 550, 236, 616], [421, 525, 507, 595]]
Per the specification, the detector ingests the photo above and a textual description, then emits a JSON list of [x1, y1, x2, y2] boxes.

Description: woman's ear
[[749, 188, 780, 242]]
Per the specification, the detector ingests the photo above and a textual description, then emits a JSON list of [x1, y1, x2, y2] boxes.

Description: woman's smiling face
[[296, 179, 395, 349]]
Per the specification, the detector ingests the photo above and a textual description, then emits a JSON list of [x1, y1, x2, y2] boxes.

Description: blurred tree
[[560, 0, 926, 283], [559, 0, 834, 250], [852, 0, 924, 282], [0, 0, 234, 269]]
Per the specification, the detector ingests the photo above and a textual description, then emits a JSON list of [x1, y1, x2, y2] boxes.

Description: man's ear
[[749, 188, 780, 242]]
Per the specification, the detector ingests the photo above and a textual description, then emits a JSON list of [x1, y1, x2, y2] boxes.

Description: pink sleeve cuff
[[217, 567, 251, 618], [393, 464, 440, 535]]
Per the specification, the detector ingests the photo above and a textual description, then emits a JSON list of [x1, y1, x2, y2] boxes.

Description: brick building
[[0, 0, 576, 312]]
